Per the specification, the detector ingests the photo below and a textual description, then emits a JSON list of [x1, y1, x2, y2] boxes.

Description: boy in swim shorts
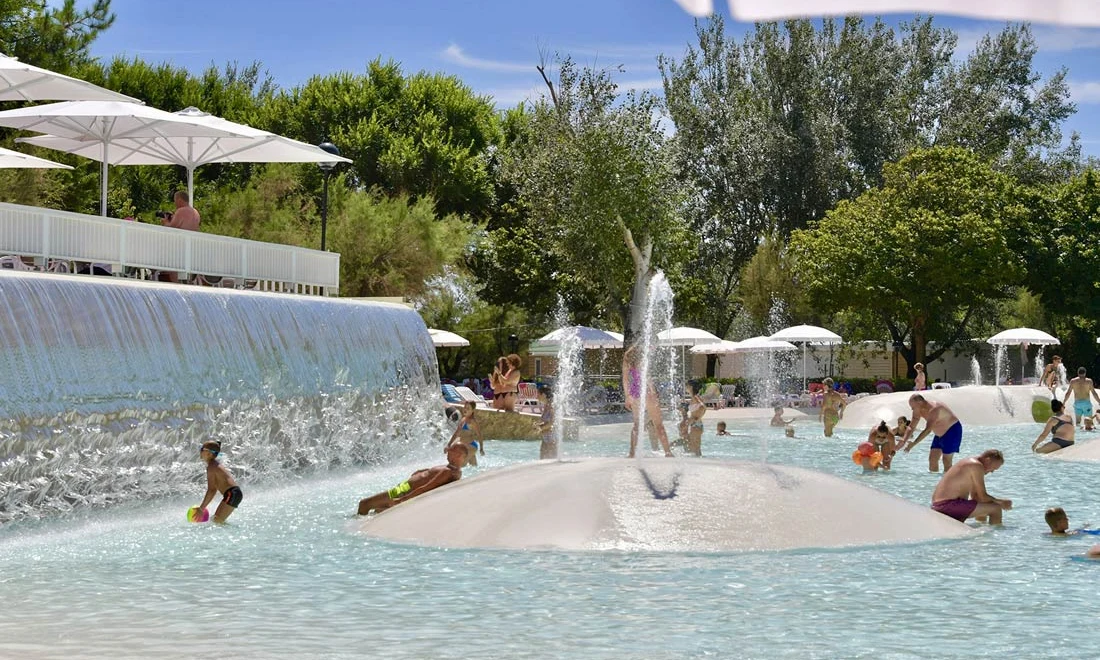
[[357, 442, 466, 515], [195, 440, 242, 524]]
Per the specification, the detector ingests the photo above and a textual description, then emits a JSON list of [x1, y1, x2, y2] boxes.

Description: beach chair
[[517, 382, 540, 412], [721, 384, 745, 407], [701, 382, 725, 408], [454, 386, 487, 405], [441, 384, 464, 404], [0, 255, 34, 271]]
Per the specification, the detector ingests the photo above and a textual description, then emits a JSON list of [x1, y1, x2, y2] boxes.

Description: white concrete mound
[[839, 385, 1051, 429], [359, 458, 974, 551], [1047, 439, 1100, 462]]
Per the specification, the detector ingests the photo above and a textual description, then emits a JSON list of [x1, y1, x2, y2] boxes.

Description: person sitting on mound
[[357, 442, 466, 515], [1033, 399, 1074, 454], [852, 441, 883, 472], [930, 449, 1011, 524]]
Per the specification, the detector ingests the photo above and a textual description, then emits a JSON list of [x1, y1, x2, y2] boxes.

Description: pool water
[[1, 419, 1097, 659]]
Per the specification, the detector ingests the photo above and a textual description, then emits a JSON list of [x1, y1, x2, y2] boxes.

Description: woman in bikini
[[819, 378, 846, 437], [622, 344, 673, 458], [914, 363, 927, 391], [447, 401, 484, 466], [1033, 398, 1075, 454], [490, 354, 523, 412], [685, 385, 706, 456]]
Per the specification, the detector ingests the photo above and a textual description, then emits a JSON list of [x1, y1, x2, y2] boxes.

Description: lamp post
[[508, 333, 519, 355], [317, 141, 341, 251]]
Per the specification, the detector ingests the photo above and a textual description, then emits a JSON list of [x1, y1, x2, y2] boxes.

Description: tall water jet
[[994, 345, 1007, 386], [1034, 347, 1045, 384], [550, 302, 584, 459], [970, 356, 983, 386], [0, 272, 442, 522], [633, 272, 674, 452]]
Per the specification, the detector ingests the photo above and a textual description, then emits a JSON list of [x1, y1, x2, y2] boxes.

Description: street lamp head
[[318, 141, 340, 173]]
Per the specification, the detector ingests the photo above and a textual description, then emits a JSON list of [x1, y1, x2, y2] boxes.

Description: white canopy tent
[[0, 146, 71, 169], [428, 328, 470, 348], [0, 101, 253, 216], [20, 106, 352, 205], [674, 0, 1100, 25], [769, 324, 843, 390], [0, 53, 141, 102], [690, 340, 742, 355], [529, 326, 624, 357]]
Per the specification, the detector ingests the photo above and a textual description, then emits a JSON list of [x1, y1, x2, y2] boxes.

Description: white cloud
[[1069, 81, 1100, 104], [441, 44, 533, 73], [1031, 26, 1100, 52]]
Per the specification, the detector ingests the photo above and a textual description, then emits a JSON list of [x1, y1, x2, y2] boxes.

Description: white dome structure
[[360, 458, 974, 551]]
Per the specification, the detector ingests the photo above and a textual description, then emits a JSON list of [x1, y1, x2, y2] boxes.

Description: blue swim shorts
[[929, 421, 963, 455], [1074, 399, 1093, 419]]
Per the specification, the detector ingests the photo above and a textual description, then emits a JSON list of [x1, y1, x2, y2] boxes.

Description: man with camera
[[157, 190, 201, 282]]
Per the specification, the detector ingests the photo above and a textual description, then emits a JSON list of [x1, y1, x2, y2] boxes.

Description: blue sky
[[89, 0, 1100, 152]]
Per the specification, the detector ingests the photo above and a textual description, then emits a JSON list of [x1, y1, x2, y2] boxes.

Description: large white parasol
[[986, 328, 1060, 346], [0, 53, 141, 102], [769, 324, 843, 390], [674, 0, 1100, 25], [428, 329, 470, 348]]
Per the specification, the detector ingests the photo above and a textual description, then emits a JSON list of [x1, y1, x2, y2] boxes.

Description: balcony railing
[[0, 202, 340, 295]]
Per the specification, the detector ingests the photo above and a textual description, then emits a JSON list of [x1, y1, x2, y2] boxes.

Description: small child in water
[[770, 406, 792, 427], [1044, 507, 1100, 536], [852, 441, 883, 473], [716, 421, 731, 436], [196, 441, 242, 523]]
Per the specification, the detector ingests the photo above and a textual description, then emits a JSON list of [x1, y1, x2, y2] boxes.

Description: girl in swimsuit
[[447, 401, 484, 466], [622, 344, 674, 458], [1033, 398, 1075, 454], [498, 354, 523, 413], [686, 387, 706, 456]]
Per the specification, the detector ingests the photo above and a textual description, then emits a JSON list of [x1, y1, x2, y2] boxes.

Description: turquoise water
[[2, 419, 1098, 659]]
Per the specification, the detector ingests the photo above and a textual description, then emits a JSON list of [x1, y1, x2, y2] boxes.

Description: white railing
[[0, 202, 340, 295]]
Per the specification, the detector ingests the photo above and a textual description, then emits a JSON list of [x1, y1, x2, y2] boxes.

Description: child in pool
[[770, 406, 792, 427], [1044, 507, 1100, 536], [851, 441, 883, 472], [868, 420, 896, 470], [716, 421, 731, 436], [195, 440, 242, 523], [536, 386, 556, 459]]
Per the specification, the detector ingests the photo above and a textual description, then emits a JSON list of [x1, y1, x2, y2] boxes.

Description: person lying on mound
[[1044, 507, 1100, 536], [357, 442, 466, 515], [930, 449, 1011, 524]]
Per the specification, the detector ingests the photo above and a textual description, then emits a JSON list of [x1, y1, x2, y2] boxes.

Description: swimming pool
[[1, 420, 1096, 659]]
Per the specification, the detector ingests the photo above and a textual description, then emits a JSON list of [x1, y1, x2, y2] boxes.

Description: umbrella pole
[[803, 344, 807, 392], [187, 166, 194, 209], [100, 142, 108, 217]]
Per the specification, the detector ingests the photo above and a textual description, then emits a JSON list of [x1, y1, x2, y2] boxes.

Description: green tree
[[0, 0, 113, 74], [261, 60, 502, 220], [789, 147, 1026, 375], [505, 58, 687, 343]]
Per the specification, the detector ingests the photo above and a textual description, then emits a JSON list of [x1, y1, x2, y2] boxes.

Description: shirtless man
[[357, 442, 466, 515], [930, 449, 1011, 524], [819, 378, 846, 437], [1042, 355, 1063, 393], [164, 190, 200, 231], [1062, 367, 1100, 427], [900, 394, 963, 472]]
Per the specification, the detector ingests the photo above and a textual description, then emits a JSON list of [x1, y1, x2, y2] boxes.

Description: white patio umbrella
[[428, 328, 470, 348], [0, 101, 253, 216], [0, 146, 71, 169], [535, 326, 625, 349], [21, 106, 352, 205], [988, 327, 1059, 382], [657, 326, 722, 346], [731, 336, 798, 353], [769, 324, 843, 390], [675, 0, 1100, 25], [690, 340, 742, 355], [0, 53, 141, 102]]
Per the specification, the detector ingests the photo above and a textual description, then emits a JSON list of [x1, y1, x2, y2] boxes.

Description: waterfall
[[0, 272, 442, 522]]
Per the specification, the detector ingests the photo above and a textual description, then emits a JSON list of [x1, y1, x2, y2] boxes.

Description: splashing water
[[550, 301, 584, 459], [633, 273, 675, 453], [970, 356, 983, 386], [994, 346, 1007, 386], [1034, 347, 1045, 383], [0, 272, 443, 522]]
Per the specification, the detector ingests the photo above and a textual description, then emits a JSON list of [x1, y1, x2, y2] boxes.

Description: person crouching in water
[[196, 441, 242, 523], [868, 420, 896, 470], [852, 441, 884, 473], [447, 401, 484, 466]]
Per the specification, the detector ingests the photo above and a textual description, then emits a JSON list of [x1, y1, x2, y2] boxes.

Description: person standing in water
[[623, 343, 674, 458], [195, 441, 242, 524], [685, 384, 706, 456], [914, 363, 927, 391], [1062, 367, 1100, 428], [1042, 355, 1063, 393], [901, 394, 963, 472], [820, 378, 846, 437]]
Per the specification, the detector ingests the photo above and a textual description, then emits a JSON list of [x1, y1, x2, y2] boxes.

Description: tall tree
[[505, 58, 687, 343], [789, 147, 1026, 375], [0, 0, 113, 74]]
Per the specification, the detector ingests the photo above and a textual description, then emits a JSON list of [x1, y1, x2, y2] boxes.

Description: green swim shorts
[[387, 481, 412, 499]]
